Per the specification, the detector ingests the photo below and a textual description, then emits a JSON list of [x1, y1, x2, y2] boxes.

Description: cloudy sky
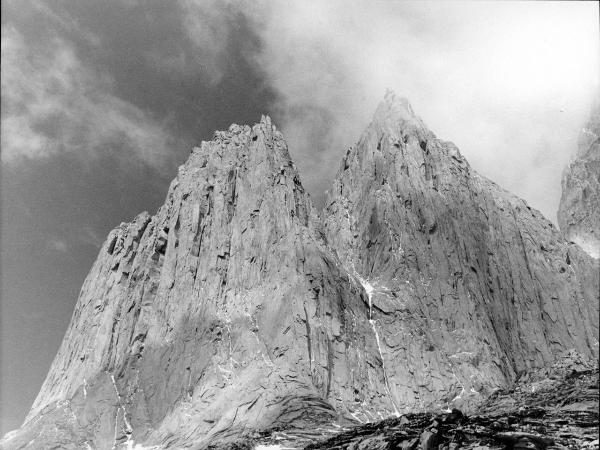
[[1, 0, 598, 434]]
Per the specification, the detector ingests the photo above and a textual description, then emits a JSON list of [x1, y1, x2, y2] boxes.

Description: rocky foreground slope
[[300, 351, 599, 450], [558, 102, 600, 259], [2, 93, 598, 450]]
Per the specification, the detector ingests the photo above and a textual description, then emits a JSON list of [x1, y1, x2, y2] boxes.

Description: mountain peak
[[382, 88, 415, 115], [370, 90, 429, 140]]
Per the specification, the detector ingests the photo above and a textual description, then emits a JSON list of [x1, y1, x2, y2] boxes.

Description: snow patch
[[449, 352, 474, 359], [126, 442, 160, 450], [349, 411, 365, 423], [2, 429, 19, 442], [110, 373, 134, 449], [254, 445, 297, 450], [571, 234, 599, 259], [451, 371, 466, 403]]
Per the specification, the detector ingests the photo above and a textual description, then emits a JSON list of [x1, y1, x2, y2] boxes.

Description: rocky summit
[[558, 102, 600, 259], [2, 93, 598, 450]]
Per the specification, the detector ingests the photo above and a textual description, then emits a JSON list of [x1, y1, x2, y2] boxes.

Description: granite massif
[[2, 93, 598, 450]]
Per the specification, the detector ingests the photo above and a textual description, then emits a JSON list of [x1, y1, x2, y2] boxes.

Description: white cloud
[[240, 0, 599, 218], [78, 225, 104, 249], [177, 0, 239, 84], [5, 1, 597, 220], [1, 26, 177, 171], [48, 239, 68, 253], [27, 0, 102, 48]]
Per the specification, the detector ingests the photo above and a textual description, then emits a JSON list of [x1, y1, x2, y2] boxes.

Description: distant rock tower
[[558, 101, 600, 259]]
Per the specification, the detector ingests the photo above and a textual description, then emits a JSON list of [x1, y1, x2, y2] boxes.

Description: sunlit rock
[[2, 93, 598, 449]]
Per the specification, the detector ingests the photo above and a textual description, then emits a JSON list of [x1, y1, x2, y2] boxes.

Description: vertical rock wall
[[3, 94, 598, 450]]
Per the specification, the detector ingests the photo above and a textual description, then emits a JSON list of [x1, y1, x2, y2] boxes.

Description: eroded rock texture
[[558, 102, 600, 259], [303, 351, 599, 450], [3, 117, 398, 450], [2, 94, 599, 450], [323, 91, 599, 415]]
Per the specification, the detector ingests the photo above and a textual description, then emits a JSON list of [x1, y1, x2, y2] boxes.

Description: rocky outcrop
[[303, 351, 600, 450], [3, 93, 599, 450], [323, 90, 599, 414], [558, 102, 600, 259]]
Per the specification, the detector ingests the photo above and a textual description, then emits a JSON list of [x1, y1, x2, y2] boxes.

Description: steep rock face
[[324, 91, 599, 414], [3, 94, 599, 450], [4, 118, 396, 449], [558, 102, 600, 259]]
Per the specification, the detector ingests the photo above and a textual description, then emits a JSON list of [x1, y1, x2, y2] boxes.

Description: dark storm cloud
[[1, 0, 276, 168], [1, 21, 177, 169]]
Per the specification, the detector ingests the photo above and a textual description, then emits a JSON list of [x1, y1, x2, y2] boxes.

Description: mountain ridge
[[3, 93, 598, 450]]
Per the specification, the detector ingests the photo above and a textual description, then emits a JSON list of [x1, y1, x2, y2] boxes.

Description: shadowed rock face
[[558, 102, 600, 259], [2, 95, 598, 450]]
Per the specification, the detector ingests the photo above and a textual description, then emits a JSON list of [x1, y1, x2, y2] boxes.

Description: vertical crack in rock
[[110, 374, 133, 450], [356, 274, 401, 417], [303, 303, 313, 377]]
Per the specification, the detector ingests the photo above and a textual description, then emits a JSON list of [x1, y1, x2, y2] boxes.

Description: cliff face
[[558, 102, 600, 259], [323, 91, 599, 413], [3, 94, 598, 450], [5, 118, 401, 450]]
